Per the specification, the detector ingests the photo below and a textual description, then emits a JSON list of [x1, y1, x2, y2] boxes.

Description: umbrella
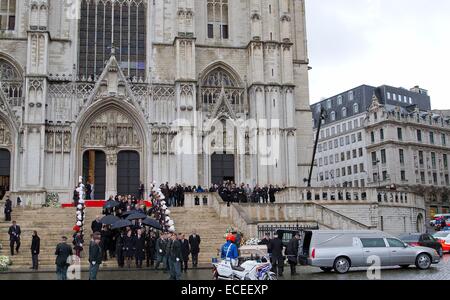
[[103, 200, 120, 209], [111, 219, 132, 230], [142, 217, 163, 230], [121, 210, 137, 217], [100, 215, 120, 225], [126, 212, 148, 221]]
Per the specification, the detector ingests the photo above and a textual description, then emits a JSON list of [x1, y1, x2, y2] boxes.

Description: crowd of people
[[212, 182, 286, 204]]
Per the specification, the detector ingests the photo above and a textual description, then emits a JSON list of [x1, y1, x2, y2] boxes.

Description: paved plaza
[[2, 255, 450, 280]]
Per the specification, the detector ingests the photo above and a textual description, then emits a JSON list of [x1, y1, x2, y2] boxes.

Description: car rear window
[[399, 235, 419, 242], [360, 238, 386, 248]]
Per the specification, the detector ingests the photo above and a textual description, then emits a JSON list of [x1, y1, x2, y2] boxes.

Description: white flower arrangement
[[0, 256, 12, 272], [42, 193, 60, 208], [244, 238, 261, 246]]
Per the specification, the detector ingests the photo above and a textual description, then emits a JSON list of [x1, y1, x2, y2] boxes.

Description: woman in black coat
[[134, 229, 146, 268], [30, 231, 40, 270], [123, 230, 136, 268], [180, 234, 190, 272]]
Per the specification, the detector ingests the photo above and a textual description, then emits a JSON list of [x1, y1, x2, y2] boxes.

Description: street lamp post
[[305, 107, 327, 188]]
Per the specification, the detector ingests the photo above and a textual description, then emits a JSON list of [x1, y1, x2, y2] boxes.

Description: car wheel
[[399, 265, 410, 269], [320, 267, 333, 273], [333, 257, 351, 274], [415, 253, 432, 270]]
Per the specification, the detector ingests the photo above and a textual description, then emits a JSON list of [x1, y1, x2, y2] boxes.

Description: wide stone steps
[[0, 205, 234, 270], [0, 206, 101, 270], [170, 207, 236, 264]]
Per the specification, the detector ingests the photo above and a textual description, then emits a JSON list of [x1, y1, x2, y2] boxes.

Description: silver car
[[300, 230, 440, 274]]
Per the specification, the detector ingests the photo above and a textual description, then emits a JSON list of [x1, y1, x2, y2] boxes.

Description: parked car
[[430, 214, 450, 227], [432, 231, 450, 253], [298, 230, 440, 274], [399, 233, 443, 257]]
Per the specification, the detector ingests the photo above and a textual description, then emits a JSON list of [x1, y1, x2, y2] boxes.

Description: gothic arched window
[[342, 107, 347, 118], [78, 0, 147, 80], [207, 0, 229, 40], [200, 67, 244, 114], [0, 58, 22, 106], [0, 0, 16, 31]]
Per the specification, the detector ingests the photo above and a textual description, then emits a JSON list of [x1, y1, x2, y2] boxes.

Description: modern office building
[[312, 84, 450, 219]]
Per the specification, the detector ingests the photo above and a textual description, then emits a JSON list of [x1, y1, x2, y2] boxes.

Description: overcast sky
[[305, 0, 450, 109]]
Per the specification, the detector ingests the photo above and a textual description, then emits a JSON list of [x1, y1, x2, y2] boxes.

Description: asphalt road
[[1, 254, 450, 280]]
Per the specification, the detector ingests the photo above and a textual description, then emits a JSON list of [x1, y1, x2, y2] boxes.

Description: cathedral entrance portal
[[78, 103, 146, 200], [83, 150, 106, 200], [117, 151, 140, 198]]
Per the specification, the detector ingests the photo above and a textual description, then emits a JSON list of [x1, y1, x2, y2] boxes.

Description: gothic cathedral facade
[[0, 0, 313, 204]]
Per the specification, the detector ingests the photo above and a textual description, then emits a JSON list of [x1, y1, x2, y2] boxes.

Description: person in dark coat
[[146, 231, 157, 267], [100, 225, 112, 261], [88, 235, 102, 280], [180, 234, 190, 272], [8, 220, 21, 255], [91, 216, 102, 233], [269, 185, 276, 203], [188, 230, 201, 267], [115, 231, 125, 268], [268, 232, 285, 277], [168, 233, 183, 280], [4, 197, 12, 221], [138, 182, 145, 200], [286, 233, 301, 275], [135, 229, 146, 268], [123, 230, 135, 268], [55, 236, 73, 280], [30, 231, 40, 270], [72, 231, 84, 258], [85, 183, 92, 200]]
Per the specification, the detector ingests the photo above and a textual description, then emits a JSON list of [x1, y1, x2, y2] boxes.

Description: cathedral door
[[211, 153, 235, 185], [83, 150, 106, 200], [117, 151, 140, 197], [0, 149, 10, 199]]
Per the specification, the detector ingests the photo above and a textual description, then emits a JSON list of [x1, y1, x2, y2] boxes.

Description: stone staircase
[[170, 206, 236, 264], [0, 206, 110, 270], [0, 205, 234, 270]]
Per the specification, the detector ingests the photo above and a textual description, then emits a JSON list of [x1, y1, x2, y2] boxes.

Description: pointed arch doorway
[[76, 100, 147, 200]]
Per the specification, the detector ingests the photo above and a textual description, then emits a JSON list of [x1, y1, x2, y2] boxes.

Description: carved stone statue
[[152, 133, 159, 154], [47, 132, 54, 150], [63, 132, 71, 150], [55, 132, 62, 151]]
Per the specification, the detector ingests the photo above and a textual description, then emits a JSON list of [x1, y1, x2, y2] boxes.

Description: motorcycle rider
[[221, 234, 239, 266]]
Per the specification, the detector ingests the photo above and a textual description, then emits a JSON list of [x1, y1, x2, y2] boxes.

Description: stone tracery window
[[0, 58, 23, 106], [201, 67, 244, 114], [207, 0, 229, 40], [0, 0, 16, 31], [78, 0, 147, 80]]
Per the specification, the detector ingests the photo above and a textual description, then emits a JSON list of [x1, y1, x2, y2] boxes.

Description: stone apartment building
[[0, 0, 314, 204], [312, 84, 450, 220]]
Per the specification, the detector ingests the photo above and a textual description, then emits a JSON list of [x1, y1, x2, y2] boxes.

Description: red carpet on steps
[[62, 200, 152, 208]]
